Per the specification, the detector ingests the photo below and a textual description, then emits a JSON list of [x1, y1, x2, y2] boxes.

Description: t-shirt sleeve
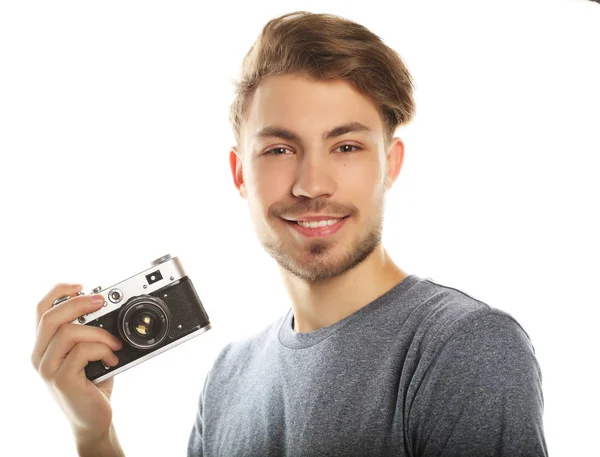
[[407, 310, 548, 456], [187, 370, 211, 457]]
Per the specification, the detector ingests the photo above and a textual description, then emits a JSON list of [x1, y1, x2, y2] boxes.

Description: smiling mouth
[[280, 216, 349, 238], [289, 216, 348, 228]]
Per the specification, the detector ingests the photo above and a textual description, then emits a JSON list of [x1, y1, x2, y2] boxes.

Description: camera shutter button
[[151, 254, 172, 266], [92, 286, 102, 293]]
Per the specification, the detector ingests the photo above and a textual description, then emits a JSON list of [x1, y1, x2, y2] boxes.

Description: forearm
[[75, 424, 125, 457]]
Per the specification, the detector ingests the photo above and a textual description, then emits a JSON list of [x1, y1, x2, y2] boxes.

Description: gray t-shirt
[[187, 274, 547, 456]]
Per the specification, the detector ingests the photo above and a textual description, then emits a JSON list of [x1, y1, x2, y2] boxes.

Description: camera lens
[[117, 296, 171, 350], [131, 308, 161, 338]]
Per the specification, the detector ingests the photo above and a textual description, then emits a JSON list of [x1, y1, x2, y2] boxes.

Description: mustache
[[269, 198, 357, 219]]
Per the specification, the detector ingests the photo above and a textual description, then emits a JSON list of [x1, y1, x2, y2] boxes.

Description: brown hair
[[229, 11, 416, 150]]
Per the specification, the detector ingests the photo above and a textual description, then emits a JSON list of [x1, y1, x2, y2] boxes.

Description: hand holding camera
[[31, 282, 123, 452], [31, 254, 211, 456]]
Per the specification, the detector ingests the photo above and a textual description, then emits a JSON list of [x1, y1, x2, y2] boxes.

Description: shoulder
[[408, 277, 536, 355], [406, 277, 544, 391], [401, 276, 543, 392], [405, 279, 547, 454]]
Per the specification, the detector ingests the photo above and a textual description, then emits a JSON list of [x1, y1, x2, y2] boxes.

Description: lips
[[282, 216, 349, 238]]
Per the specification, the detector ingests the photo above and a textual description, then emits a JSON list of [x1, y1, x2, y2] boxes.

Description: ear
[[229, 147, 247, 199], [384, 137, 405, 190]]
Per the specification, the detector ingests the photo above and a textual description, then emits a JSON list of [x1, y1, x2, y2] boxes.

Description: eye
[[264, 147, 293, 155], [336, 144, 362, 153]]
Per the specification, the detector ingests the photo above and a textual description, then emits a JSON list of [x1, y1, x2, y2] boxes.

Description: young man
[[186, 11, 547, 456], [31, 11, 547, 457]]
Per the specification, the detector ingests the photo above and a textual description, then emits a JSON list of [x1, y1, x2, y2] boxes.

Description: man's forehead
[[244, 78, 383, 140], [250, 75, 377, 112]]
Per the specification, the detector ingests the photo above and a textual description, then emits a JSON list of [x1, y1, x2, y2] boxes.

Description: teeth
[[297, 218, 342, 228]]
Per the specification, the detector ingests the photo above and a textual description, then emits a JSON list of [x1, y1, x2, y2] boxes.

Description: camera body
[[55, 254, 211, 384]]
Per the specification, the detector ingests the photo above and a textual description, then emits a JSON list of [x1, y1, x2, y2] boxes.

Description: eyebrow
[[253, 121, 373, 143]]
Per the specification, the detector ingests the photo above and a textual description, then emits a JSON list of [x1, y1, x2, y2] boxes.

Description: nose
[[291, 150, 337, 199]]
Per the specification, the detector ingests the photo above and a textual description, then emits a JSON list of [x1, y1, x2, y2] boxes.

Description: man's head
[[228, 12, 416, 283]]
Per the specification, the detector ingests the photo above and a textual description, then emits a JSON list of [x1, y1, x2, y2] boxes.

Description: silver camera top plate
[[72, 254, 187, 325]]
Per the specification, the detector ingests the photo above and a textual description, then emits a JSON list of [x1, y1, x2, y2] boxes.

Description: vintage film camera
[[52, 254, 211, 384]]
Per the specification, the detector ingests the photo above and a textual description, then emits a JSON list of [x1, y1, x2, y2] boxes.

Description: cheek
[[248, 161, 292, 207], [338, 158, 382, 194], [338, 160, 384, 223]]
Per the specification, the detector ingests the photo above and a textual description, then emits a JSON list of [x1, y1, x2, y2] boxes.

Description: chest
[[203, 349, 409, 456]]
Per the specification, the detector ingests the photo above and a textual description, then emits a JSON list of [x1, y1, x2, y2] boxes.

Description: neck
[[280, 243, 408, 333]]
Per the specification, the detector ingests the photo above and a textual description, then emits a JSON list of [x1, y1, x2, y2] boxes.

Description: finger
[[31, 294, 106, 369], [36, 283, 84, 329], [54, 342, 119, 389], [38, 323, 123, 380]]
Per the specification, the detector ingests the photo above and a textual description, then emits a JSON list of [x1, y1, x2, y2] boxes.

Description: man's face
[[230, 74, 403, 283]]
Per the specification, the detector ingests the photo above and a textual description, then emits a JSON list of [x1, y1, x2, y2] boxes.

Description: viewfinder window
[[145, 270, 163, 285]]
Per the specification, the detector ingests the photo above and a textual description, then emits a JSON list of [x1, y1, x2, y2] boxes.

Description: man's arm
[[407, 310, 547, 456]]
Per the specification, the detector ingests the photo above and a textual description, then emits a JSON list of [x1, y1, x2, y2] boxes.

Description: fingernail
[[91, 295, 104, 305], [72, 284, 83, 292]]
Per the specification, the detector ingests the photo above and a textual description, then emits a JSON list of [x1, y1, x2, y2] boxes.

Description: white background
[[1, 0, 598, 455]]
